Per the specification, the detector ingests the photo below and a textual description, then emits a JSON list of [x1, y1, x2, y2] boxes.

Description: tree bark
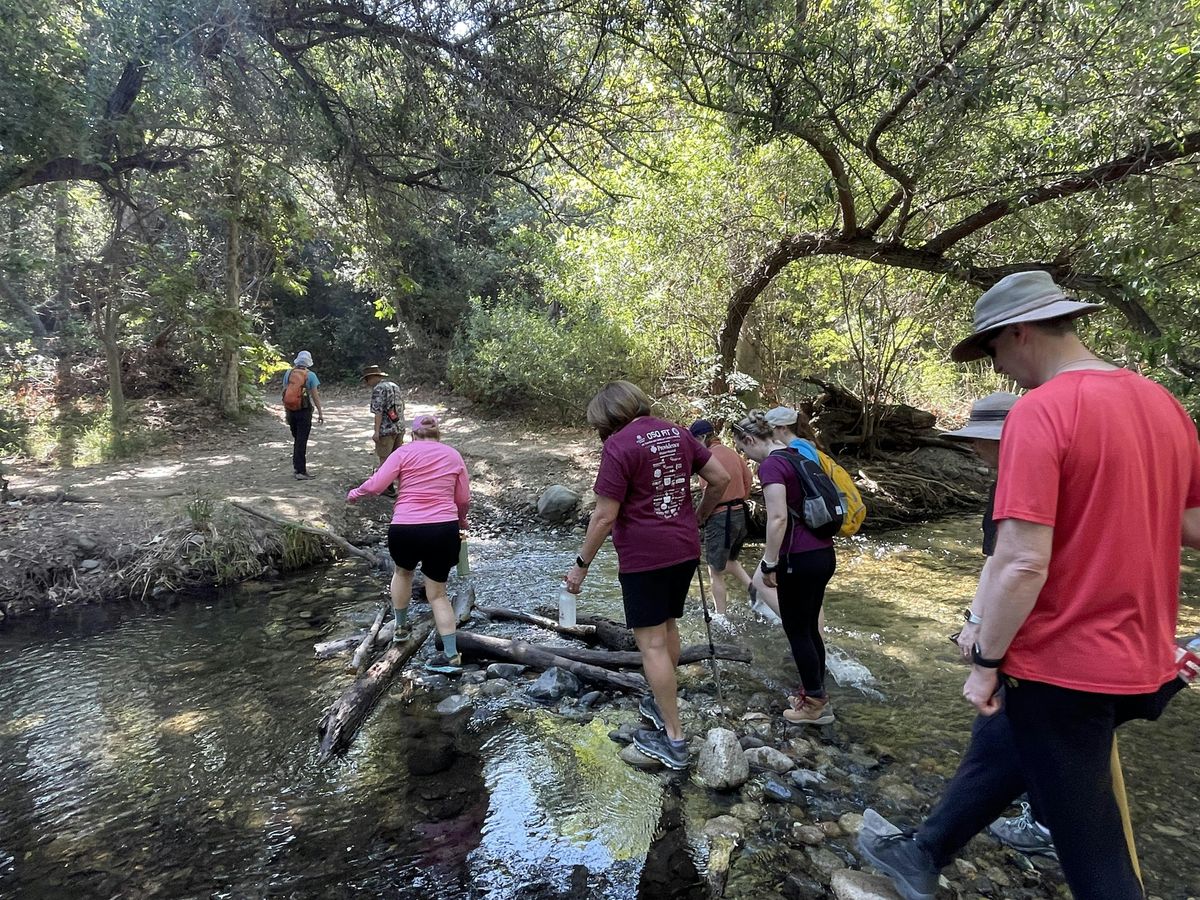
[[51, 189, 79, 468], [317, 620, 435, 759], [454, 632, 648, 692], [218, 155, 243, 417], [350, 607, 387, 673]]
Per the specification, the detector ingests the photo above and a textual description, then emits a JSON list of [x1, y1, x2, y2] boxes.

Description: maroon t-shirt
[[758, 451, 835, 555], [593, 416, 712, 573]]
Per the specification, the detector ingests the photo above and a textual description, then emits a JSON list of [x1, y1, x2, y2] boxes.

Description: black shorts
[[387, 521, 461, 583], [618, 558, 698, 629]]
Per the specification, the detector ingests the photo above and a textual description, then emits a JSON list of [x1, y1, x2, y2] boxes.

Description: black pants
[[775, 546, 836, 695], [286, 407, 313, 474], [917, 677, 1182, 900]]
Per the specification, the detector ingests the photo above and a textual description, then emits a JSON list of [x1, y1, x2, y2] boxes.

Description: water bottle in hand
[[1175, 634, 1200, 683], [558, 584, 577, 628]]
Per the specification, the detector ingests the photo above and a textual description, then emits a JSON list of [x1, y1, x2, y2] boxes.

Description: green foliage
[[450, 294, 645, 418]]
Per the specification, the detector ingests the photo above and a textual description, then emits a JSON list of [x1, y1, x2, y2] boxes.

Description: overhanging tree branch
[[924, 129, 1200, 253]]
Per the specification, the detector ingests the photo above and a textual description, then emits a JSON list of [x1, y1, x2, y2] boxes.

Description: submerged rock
[[436, 695, 471, 715], [695, 728, 750, 790], [526, 666, 581, 701]]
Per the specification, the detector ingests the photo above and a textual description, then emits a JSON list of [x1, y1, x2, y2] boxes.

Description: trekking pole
[[694, 565, 724, 702]]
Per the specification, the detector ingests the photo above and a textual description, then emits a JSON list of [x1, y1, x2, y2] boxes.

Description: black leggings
[[917, 677, 1182, 899], [286, 407, 313, 474], [775, 547, 836, 695]]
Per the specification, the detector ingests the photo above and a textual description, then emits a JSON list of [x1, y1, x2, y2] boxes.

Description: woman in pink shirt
[[347, 414, 470, 673]]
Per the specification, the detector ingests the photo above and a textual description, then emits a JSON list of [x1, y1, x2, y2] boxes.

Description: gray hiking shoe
[[391, 622, 413, 644], [632, 728, 689, 770], [638, 695, 666, 730], [857, 810, 938, 900], [424, 652, 463, 674], [987, 802, 1057, 859]]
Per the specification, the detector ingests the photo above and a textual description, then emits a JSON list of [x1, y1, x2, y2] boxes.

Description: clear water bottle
[[1175, 634, 1200, 683], [558, 584, 577, 628]]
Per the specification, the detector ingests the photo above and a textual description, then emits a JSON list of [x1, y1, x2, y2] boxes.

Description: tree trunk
[[100, 327, 126, 433], [51, 190, 79, 468], [218, 155, 243, 417]]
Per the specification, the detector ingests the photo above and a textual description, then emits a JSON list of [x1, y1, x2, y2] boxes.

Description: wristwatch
[[971, 642, 1004, 668], [760, 559, 780, 575], [963, 609, 983, 625], [575, 555, 590, 569]]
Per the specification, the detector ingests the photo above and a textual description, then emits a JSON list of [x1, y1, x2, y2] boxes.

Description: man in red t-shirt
[[859, 271, 1200, 900]]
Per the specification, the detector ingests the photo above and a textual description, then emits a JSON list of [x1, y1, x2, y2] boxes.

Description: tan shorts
[[375, 432, 404, 463]]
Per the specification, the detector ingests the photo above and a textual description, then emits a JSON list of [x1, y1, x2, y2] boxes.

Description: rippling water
[[1, 518, 1198, 897]]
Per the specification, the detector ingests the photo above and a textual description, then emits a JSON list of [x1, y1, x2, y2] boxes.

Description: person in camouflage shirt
[[362, 365, 405, 465]]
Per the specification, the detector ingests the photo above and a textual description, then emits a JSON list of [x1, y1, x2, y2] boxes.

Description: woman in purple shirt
[[564, 382, 730, 770], [732, 410, 837, 726]]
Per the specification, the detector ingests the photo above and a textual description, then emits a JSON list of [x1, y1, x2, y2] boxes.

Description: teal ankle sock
[[441, 633, 458, 658], [393, 608, 408, 627]]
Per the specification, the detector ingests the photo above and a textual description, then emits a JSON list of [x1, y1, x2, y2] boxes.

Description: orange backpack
[[283, 368, 309, 411]]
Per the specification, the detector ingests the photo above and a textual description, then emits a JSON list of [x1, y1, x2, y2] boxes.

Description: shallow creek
[[2, 516, 1198, 898]]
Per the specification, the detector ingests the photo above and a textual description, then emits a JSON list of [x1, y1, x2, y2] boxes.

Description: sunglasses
[[981, 326, 1010, 359]]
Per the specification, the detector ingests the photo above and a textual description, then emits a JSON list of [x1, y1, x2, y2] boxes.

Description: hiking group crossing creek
[[1, 516, 1198, 898]]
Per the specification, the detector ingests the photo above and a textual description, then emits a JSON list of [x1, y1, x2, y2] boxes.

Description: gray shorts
[[704, 504, 748, 569]]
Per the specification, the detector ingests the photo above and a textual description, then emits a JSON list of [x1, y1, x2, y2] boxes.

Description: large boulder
[[537, 485, 581, 523], [526, 666, 581, 702], [695, 728, 750, 790], [830, 869, 904, 900]]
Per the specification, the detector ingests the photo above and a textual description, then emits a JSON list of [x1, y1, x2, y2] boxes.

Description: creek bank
[[0, 387, 991, 620]]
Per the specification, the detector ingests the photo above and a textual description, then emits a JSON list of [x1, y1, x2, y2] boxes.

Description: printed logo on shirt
[[636, 427, 688, 519]]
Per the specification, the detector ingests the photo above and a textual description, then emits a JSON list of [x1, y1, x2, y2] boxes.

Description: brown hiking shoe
[[783, 696, 834, 725]]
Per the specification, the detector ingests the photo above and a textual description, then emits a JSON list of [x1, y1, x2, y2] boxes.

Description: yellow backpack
[[817, 450, 866, 536]]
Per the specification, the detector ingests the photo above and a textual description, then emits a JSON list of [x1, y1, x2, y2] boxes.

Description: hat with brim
[[765, 406, 799, 427], [942, 391, 1020, 441], [950, 271, 1104, 363], [362, 365, 390, 382]]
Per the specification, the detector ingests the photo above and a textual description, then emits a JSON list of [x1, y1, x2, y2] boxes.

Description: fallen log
[[530, 641, 752, 669], [230, 500, 389, 569], [350, 606, 387, 673], [476, 606, 599, 641], [315, 623, 395, 659], [318, 620, 435, 760], [455, 632, 648, 693]]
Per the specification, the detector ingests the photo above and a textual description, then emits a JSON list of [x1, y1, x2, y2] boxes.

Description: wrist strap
[[575, 555, 590, 568], [964, 609, 983, 625]]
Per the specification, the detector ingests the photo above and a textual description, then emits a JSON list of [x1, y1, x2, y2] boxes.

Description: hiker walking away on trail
[[564, 381, 730, 770], [858, 271, 1200, 900], [362, 364, 405, 488], [688, 419, 772, 621], [282, 350, 324, 480], [732, 410, 837, 726], [944, 392, 1058, 861], [346, 413, 471, 674]]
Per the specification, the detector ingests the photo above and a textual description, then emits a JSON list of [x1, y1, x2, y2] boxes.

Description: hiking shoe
[[632, 727, 689, 770], [638, 695, 667, 730], [783, 695, 834, 725], [424, 652, 463, 674], [857, 821, 938, 900], [392, 622, 413, 644], [294, 472, 313, 481], [987, 802, 1057, 859]]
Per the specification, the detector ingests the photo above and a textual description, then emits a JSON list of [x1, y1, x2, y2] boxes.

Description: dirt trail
[[0, 388, 600, 617]]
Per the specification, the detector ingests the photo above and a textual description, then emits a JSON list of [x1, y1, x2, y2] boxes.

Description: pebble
[[486, 663, 526, 679], [739, 734, 766, 750], [578, 690, 603, 708], [953, 859, 978, 878], [837, 812, 864, 835], [762, 778, 796, 803], [701, 815, 745, 840], [804, 845, 846, 878], [477, 680, 508, 698], [790, 769, 828, 789], [744, 745, 796, 774], [792, 823, 825, 845], [729, 802, 763, 823], [818, 820, 842, 838], [460, 671, 487, 685], [608, 723, 638, 745], [878, 782, 924, 805]]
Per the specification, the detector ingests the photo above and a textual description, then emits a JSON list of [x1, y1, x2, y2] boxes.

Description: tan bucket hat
[[951, 271, 1103, 362], [942, 392, 1019, 441], [361, 364, 390, 382]]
